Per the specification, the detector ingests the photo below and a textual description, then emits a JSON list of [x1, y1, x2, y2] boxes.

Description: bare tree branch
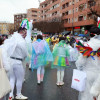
[[33, 17, 64, 33], [88, 0, 100, 17]]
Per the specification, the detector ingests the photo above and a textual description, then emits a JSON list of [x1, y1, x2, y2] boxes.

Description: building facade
[[39, 0, 98, 33], [0, 22, 14, 35], [39, 0, 62, 22], [61, 0, 97, 33], [27, 8, 39, 22], [14, 13, 27, 31]]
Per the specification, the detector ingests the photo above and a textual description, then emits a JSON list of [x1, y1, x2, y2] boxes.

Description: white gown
[[76, 35, 100, 100], [68, 43, 79, 61]]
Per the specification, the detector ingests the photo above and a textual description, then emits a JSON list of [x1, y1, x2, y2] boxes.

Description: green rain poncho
[[52, 40, 70, 69]]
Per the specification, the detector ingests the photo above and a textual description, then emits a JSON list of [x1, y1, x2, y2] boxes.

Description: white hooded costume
[[76, 35, 100, 100], [3, 32, 28, 98]]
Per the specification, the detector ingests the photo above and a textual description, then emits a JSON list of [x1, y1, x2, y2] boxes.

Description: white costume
[[3, 32, 28, 99], [24, 20, 33, 68], [68, 44, 79, 61], [76, 35, 100, 100]]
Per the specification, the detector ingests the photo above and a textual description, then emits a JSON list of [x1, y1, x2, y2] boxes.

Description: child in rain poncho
[[52, 37, 70, 86]]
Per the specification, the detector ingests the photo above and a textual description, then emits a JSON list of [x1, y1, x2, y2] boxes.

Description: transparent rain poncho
[[51, 40, 70, 69], [31, 39, 53, 70]]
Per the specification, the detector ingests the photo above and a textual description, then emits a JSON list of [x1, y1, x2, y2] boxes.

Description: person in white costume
[[3, 27, 28, 100], [75, 26, 100, 100]]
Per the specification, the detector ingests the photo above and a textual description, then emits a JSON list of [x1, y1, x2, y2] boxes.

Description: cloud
[[0, 0, 42, 23]]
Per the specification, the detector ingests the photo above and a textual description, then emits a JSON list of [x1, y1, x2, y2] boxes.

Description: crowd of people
[[0, 19, 100, 100]]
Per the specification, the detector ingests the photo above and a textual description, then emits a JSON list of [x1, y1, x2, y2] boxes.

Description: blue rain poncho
[[31, 39, 53, 70]]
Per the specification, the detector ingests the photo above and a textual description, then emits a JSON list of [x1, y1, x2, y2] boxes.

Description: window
[[52, 11, 57, 16], [44, 4, 47, 7], [33, 19, 37, 21], [75, 17, 78, 22], [62, 11, 68, 16], [84, 3, 87, 9], [66, 2, 69, 7], [69, 1, 72, 6], [42, 5, 44, 8], [72, 18, 74, 23], [68, 18, 70, 23], [76, 7, 78, 12], [52, 0, 57, 3], [64, 19, 68, 23], [62, 4, 65, 9], [32, 10, 37, 13], [78, 15, 83, 21], [32, 15, 37, 17], [52, 4, 59, 9], [76, 0, 79, 3], [61, 0, 64, 2], [87, 13, 93, 19], [84, 16, 86, 20], [69, 10, 72, 14], [79, 4, 84, 11]]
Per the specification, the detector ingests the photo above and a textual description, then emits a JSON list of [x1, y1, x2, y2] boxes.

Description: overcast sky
[[0, 0, 45, 23]]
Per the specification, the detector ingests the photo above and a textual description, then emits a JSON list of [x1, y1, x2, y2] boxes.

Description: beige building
[[27, 8, 39, 23], [0, 22, 14, 35]]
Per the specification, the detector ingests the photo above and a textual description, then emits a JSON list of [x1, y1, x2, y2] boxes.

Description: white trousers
[[57, 68, 65, 83], [37, 66, 45, 83], [9, 63, 25, 97]]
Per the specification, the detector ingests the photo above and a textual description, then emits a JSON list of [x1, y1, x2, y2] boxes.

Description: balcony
[[79, 4, 84, 12], [88, 0, 96, 7], [62, 11, 68, 17], [62, 2, 69, 9], [52, 0, 58, 3], [64, 19, 96, 27], [78, 15, 83, 21]]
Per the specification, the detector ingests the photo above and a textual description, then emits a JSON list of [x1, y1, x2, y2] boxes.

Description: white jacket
[[3, 32, 28, 65]]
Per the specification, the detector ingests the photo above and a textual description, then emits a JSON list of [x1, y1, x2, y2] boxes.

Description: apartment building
[[39, 0, 62, 22], [39, 0, 99, 33], [14, 13, 27, 31], [27, 8, 39, 23], [61, 0, 98, 32]]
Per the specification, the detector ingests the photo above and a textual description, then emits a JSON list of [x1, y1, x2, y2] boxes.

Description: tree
[[33, 17, 64, 34], [7, 24, 14, 34], [88, 0, 100, 17]]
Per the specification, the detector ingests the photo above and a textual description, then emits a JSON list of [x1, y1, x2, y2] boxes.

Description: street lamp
[[72, 0, 74, 34]]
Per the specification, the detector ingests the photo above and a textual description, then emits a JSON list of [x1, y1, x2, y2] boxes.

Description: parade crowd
[[0, 18, 100, 100]]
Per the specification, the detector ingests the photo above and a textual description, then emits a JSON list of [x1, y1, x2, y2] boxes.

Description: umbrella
[[62, 31, 71, 35], [78, 34, 85, 37], [74, 32, 78, 36]]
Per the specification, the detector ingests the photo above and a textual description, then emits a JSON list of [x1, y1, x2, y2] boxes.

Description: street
[[21, 62, 78, 100]]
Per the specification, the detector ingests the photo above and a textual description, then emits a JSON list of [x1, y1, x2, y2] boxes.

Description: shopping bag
[[97, 95, 100, 100], [0, 49, 11, 99], [71, 69, 86, 92]]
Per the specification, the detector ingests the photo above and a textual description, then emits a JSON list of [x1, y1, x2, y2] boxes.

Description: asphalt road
[[20, 62, 78, 100]]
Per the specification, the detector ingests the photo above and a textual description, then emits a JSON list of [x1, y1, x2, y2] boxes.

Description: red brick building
[[39, 0, 98, 33], [27, 8, 39, 23], [61, 0, 97, 33], [39, 0, 62, 22], [14, 13, 27, 31]]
